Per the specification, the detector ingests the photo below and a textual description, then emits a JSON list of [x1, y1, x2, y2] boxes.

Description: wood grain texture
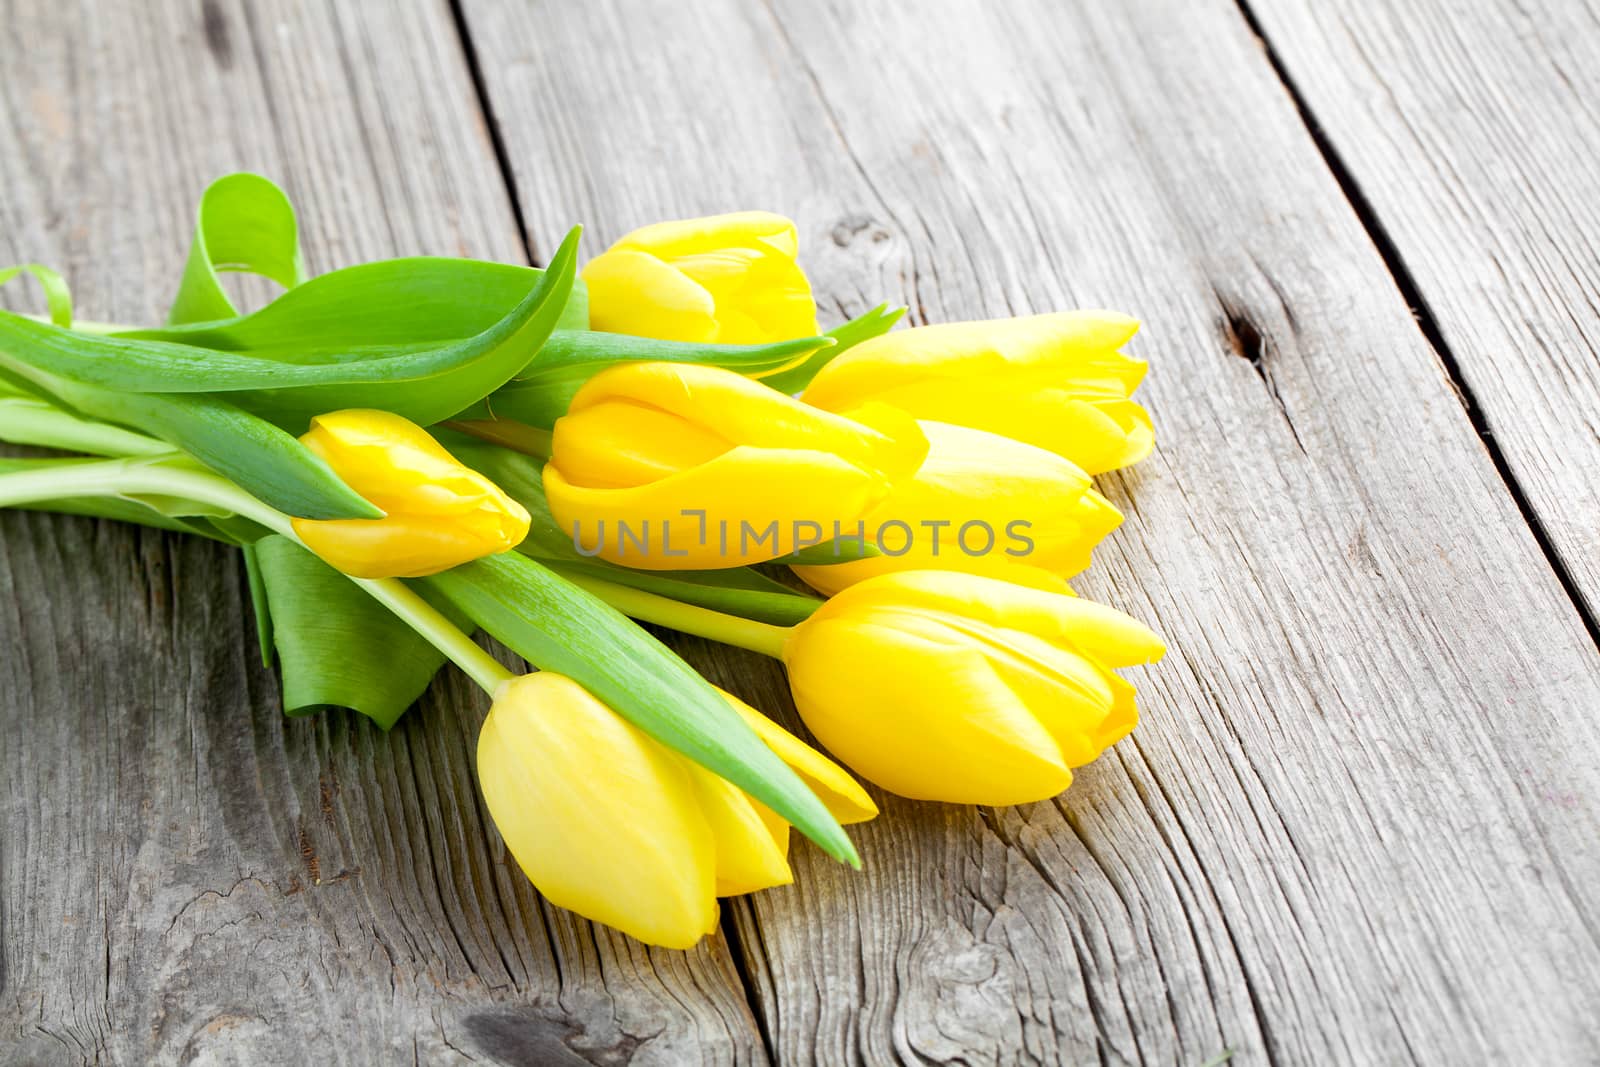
[[1243, 0, 1600, 628], [0, 1, 764, 1062], [458, 0, 1600, 1062]]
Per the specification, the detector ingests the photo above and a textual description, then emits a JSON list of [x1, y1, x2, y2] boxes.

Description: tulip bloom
[[582, 212, 819, 344], [802, 312, 1153, 475], [544, 362, 927, 569], [290, 409, 530, 578], [782, 571, 1164, 805], [477, 672, 874, 947], [792, 420, 1121, 597]]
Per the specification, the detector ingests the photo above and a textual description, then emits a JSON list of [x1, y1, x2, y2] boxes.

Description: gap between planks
[[1234, 0, 1600, 655], [447, 0, 538, 265], [438, 0, 785, 1050]]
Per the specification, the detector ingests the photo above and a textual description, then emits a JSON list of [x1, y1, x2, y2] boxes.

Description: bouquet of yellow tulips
[[0, 174, 1163, 947]]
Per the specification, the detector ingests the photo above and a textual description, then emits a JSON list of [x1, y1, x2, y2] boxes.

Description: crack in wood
[[1217, 297, 1307, 456], [719, 904, 778, 1065]]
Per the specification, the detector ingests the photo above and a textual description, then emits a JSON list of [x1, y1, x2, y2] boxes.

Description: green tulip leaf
[[65, 387, 380, 519], [133, 257, 588, 351], [423, 554, 858, 867], [759, 303, 906, 394], [4, 363, 377, 519], [238, 230, 581, 428], [252, 535, 468, 728], [0, 229, 581, 431], [167, 173, 306, 326]]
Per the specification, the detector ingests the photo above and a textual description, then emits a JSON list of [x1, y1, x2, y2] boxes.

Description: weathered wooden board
[[0, 1, 764, 1063], [458, 0, 1600, 1062], [1245, 0, 1600, 630]]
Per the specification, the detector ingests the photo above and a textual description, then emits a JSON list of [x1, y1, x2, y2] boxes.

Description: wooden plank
[[0, 2, 765, 1063], [1243, 0, 1600, 629], [459, 0, 1600, 1061]]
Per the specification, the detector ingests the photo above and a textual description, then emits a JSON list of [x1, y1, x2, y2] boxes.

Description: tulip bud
[[290, 409, 531, 578], [477, 673, 875, 947], [543, 362, 927, 569], [582, 212, 819, 344], [781, 571, 1164, 805], [792, 420, 1121, 597], [478, 672, 720, 948], [802, 312, 1153, 475]]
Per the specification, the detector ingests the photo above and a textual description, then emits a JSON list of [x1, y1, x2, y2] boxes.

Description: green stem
[[348, 576, 513, 692], [0, 397, 172, 457], [0, 456, 514, 694], [560, 571, 794, 659]]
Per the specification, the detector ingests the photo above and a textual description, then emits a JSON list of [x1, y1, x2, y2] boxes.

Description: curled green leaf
[[168, 173, 305, 326], [0, 263, 73, 327]]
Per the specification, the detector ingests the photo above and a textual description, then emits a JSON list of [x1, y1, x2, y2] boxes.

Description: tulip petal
[[552, 398, 733, 489], [685, 762, 795, 896], [789, 419, 1121, 590], [724, 693, 879, 825], [564, 362, 926, 485], [583, 249, 718, 342], [1095, 674, 1140, 754], [674, 245, 818, 343], [478, 674, 719, 948], [785, 617, 1075, 805], [291, 513, 519, 579], [801, 312, 1152, 473], [301, 409, 524, 516], [544, 446, 898, 569], [852, 381, 1147, 476], [817, 571, 1165, 667], [802, 311, 1142, 409], [615, 212, 800, 259]]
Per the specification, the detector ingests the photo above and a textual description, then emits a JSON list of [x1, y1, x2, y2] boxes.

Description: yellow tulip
[[781, 571, 1164, 805], [582, 212, 819, 344], [802, 312, 1153, 475], [544, 362, 927, 569], [290, 409, 530, 578], [792, 420, 1121, 597], [477, 672, 875, 947]]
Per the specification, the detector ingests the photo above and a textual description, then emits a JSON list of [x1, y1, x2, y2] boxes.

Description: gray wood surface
[[3, 0, 1599, 1063], [0, 1, 764, 1063], [456, 0, 1600, 1062], [1246, 0, 1600, 632]]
